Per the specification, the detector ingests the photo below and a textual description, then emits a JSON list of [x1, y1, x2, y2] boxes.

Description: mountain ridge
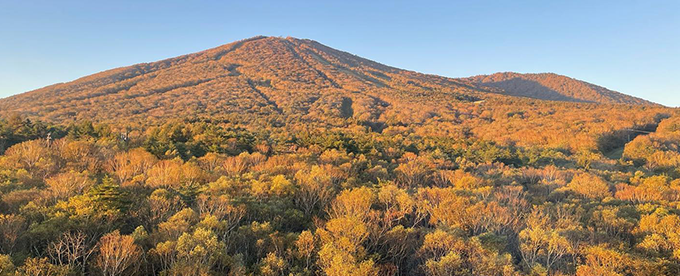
[[465, 71, 654, 105]]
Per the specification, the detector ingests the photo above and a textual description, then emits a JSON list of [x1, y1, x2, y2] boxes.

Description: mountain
[[0, 36, 489, 124], [465, 72, 653, 105], [0, 36, 656, 126], [1, 36, 672, 152]]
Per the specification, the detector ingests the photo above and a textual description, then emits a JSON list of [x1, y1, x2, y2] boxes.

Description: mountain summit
[[0, 36, 654, 124]]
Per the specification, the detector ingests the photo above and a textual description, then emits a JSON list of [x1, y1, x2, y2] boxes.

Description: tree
[[636, 210, 680, 259], [152, 227, 226, 275], [0, 254, 14, 276], [419, 229, 516, 276], [96, 230, 142, 276], [146, 159, 184, 189], [615, 175, 672, 203], [47, 231, 96, 274], [108, 148, 157, 184], [294, 166, 336, 216], [197, 152, 226, 173], [146, 159, 204, 189], [0, 214, 25, 254], [222, 155, 249, 176], [3, 139, 60, 178], [575, 246, 626, 276], [143, 189, 186, 228], [88, 177, 130, 214], [395, 153, 434, 188], [519, 207, 575, 273], [58, 140, 104, 173], [258, 252, 287, 276], [295, 230, 315, 270], [195, 194, 244, 242], [45, 171, 95, 201], [566, 173, 610, 199], [377, 184, 414, 229], [156, 208, 199, 241], [317, 243, 379, 276], [328, 186, 375, 222], [317, 213, 378, 276], [16, 257, 71, 276], [416, 187, 472, 230], [576, 150, 599, 170], [252, 176, 299, 201], [174, 228, 224, 275]]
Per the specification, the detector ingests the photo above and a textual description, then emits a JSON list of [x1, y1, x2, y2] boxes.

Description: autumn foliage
[[0, 36, 679, 275]]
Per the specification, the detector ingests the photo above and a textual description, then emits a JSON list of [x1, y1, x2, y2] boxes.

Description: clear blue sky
[[1, 0, 678, 106]]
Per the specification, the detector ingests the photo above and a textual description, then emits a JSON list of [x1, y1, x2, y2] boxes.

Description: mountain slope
[[0, 36, 673, 152], [0, 36, 659, 129], [0, 36, 486, 124], [465, 72, 653, 105]]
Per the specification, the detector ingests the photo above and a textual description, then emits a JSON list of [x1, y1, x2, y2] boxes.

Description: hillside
[[0, 36, 486, 124], [0, 36, 671, 152], [466, 72, 654, 105], [0, 37, 657, 126]]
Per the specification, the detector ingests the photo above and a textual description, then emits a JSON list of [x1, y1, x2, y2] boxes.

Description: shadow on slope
[[597, 113, 672, 158], [479, 78, 590, 103]]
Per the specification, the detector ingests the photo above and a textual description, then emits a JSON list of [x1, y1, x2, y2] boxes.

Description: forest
[[1, 108, 680, 276], [1, 36, 679, 276]]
